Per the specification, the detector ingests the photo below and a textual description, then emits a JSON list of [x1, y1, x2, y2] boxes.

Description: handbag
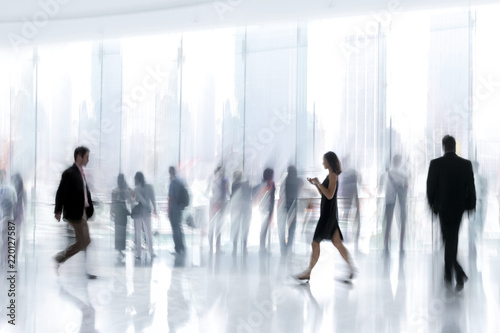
[[131, 203, 143, 218]]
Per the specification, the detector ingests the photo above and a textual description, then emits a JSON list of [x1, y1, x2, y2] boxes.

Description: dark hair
[[263, 168, 274, 182], [442, 135, 456, 152], [74, 146, 89, 161], [392, 154, 402, 167], [169, 166, 176, 177], [287, 165, 297, 178], [134, 172, 145, 186], [324, 151, 342, 175], [117, 174, 128, 190], [11, 174, 24, 194], [233, 170, 243, 183]]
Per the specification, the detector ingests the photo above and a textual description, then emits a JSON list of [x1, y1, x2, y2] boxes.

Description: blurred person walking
[[427, 135, 476, 291], [337, 156, 362, 253], [256, 168, 275, 255], [131, 172, 157, 260], [230, 170, 252, 256], [111, 174, 132, 260], [11, 173, 26, 255], [295, 152, 355, 282], [468, 161, 488, 258], [383, 154, 408, 255], [207, 166, 229, 254], [53, 146, 97, 279], [1, 169, 17, 268], [168, 166, 188, 255], [278, 166, 303, 256]]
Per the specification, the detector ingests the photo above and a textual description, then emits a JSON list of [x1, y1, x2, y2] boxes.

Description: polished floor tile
[[1, 210, 499, 333]]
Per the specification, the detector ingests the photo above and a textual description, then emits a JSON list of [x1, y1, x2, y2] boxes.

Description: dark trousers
[[439, 211, 466, 282], [170, 212, 185, 254], [57, 212, 91, 263], [384, 199, 407, 252]]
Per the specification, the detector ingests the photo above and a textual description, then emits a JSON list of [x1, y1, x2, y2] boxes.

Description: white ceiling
[[0, 0, 498, 47]]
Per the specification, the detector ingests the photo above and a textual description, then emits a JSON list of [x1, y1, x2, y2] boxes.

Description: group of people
[[206, 165, 303, 257], [53, 147, 188, 278], [110, 165, 189, 260], [52, 136, 477, 291], [295, 135, 476, 290]]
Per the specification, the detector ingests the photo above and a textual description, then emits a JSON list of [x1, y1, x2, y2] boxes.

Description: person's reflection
[[297, 284, 322, 332], [58, 281, 98, 333], [130, 265, 155, 332], [168, 269, 191, 332], [466, 255, 487, 332]]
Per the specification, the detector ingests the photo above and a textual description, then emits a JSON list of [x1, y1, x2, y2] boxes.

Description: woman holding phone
[[295, 151, 355, 282]]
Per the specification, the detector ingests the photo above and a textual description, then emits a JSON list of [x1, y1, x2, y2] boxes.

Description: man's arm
[[466, 161, 476, 211], [54, 170, 69, 221], [426, 160, 437, 210]]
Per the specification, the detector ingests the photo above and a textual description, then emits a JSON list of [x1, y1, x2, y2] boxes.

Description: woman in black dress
[[296, 151, 355, 282]]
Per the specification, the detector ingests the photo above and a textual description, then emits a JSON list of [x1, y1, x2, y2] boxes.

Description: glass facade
[[1, 6, 500, 250]]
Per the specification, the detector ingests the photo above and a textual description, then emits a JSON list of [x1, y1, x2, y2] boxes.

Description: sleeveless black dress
[[313, 175, 343, 242]]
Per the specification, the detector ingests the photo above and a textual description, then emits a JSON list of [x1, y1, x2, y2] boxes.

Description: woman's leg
[[134, 217, 143, 257], [298, 241, 320, 278], [332, 229, 352, 269]]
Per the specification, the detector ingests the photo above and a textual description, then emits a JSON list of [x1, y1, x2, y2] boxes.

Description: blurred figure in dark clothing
[[230, 170, 252, 256], [278, 166, 303, 256], [427, 135, 476, 291], [168, 166, 187, 255], [11, 173, 26, 254], [111, 174, 132, 260], [338, 156, 361, 253], [468, 161, 488, 257]]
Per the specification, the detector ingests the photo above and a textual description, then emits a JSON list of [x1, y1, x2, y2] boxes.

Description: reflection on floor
[[1, 222, 499, 333]]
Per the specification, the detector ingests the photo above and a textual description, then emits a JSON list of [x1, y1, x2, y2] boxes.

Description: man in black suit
[[54, 146, 96, 279], [427, 135, 476, 290]]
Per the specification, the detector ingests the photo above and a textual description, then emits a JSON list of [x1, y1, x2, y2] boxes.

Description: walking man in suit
[[54, 146, 96, 279], [426, 135, 476, 290]]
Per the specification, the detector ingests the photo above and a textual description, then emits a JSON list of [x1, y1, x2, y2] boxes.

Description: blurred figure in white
[[111, 174, 133, 260], [230, 170, 252, 256], [131, 172, 157, 260], [338, 156, 362, 253], [256, 168, 275, 255], [11, 173, 26, 255], [1, 169, 17, 268], [469, 161, 488, 258], [383, 154, 408, 256], [207, 166, 229, 254]]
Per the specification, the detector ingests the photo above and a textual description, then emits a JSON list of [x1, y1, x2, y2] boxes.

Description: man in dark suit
[[427, 135, 476, 290], [54, 146, 96, 279]]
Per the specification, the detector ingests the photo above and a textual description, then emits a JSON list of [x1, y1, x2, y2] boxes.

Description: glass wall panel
[[244, 23, 298, 183], [35, 42, 93, 203], [121, 34, 180, 193]]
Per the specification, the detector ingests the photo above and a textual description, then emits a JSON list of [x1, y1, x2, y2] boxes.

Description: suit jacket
[[55, 164, 94, 221], [426, 152, 476, 218]]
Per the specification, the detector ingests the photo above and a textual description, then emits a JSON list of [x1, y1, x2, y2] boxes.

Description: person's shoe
[[293, 272, 310, 283], [456, 275, 469, 291], [87, 273, 97, 280]]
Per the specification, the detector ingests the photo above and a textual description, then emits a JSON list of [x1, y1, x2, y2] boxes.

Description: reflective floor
[[1, 212, 500, 333]]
